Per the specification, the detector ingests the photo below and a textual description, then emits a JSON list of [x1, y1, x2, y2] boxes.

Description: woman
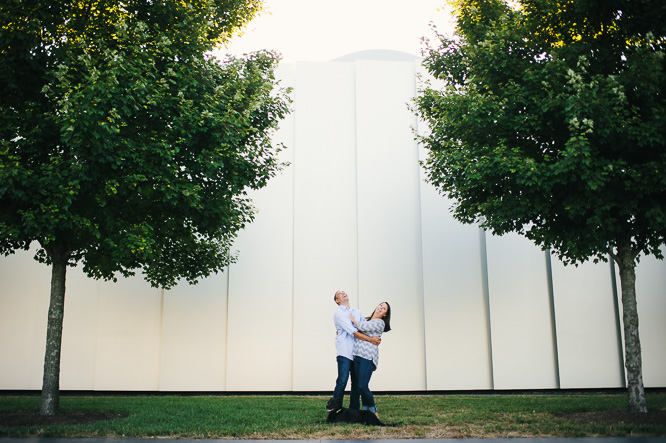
[[349, 301, 391, 416]]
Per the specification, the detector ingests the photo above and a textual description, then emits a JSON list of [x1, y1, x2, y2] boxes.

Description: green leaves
[[415, 0, 666, 264], [0, 0, 291, 288]]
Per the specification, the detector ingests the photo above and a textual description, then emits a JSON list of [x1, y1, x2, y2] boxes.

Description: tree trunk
[[615, 241, 647, 414], [40, 255, 68, 416]]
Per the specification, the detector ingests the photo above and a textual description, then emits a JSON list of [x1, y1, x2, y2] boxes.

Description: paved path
[[2, 438, 666, 443]]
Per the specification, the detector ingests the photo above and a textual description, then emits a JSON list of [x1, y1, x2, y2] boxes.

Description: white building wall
[[159, 274, 228, 391], [486, 233, 559, 389], [1, 53, 664, 392], [354, 60, 426, 391], [634, 253, 666, 387], [290, 61, 359, 391], [225, 63, 297, 392], [92, 279, 163, 391], [420, 192, 493, 390], [59, 274, 101, 390], [0, 252, 50, 390], [551, 257, 625, 389]]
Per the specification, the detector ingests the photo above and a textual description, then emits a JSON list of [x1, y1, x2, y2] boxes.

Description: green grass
[[1, 392, 665, 439]]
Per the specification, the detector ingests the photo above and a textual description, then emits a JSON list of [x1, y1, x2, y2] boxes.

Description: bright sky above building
[[216, 0, 457, 62]]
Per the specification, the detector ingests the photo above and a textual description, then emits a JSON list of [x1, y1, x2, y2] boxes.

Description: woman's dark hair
[[366, 302, 391, 332]]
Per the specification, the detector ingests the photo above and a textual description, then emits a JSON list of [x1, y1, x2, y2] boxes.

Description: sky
[[216, 0, 457, 63]]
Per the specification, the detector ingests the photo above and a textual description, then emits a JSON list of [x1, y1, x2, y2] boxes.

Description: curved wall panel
[[1, 54, 664, 392]]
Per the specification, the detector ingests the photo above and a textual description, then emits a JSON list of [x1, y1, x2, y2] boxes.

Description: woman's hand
[[350, 314, 359, 327]]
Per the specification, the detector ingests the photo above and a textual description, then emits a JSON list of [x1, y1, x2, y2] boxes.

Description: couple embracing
[[332, 290, 392, 417]]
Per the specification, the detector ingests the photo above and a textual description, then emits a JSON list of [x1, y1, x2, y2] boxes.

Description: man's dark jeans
[[333, 356, 360, 409]]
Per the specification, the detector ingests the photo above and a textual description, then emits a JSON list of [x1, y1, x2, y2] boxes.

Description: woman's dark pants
[[353, 356, 377, 413]]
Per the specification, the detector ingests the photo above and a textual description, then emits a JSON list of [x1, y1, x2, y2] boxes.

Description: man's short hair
[[334, 290, 344, 304]]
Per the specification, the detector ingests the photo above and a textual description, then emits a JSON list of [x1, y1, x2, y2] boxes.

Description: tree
[[415, 0, 665, 413], [0, 0, 290, 416]]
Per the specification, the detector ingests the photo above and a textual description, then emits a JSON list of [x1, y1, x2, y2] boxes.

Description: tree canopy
[[418, 0, 665, 266], [0, 0, 289, 288], [415, 0, 665, 413]]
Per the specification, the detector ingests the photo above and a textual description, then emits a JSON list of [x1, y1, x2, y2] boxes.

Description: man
[[333, 290, 380, 409]]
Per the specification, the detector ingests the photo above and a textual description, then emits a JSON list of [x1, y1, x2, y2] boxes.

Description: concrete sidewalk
[[2, 438, 666, 443]]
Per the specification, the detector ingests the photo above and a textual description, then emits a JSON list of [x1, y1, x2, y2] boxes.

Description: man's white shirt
[[334, 305, 362, 360]]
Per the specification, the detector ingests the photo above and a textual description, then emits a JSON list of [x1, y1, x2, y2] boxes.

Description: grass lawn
[[1, 392, 665, 439]]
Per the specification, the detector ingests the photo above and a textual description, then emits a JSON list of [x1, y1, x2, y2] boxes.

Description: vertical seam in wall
[[290, 68, 297, 391], [224, 264, 230, 391], [157, 288, 165, 391], [291, 175, 296, 391], [609, 256, 627, 387], [92, 280, 102, 391], [290, 179, 295, 392], [545, 250, 561, 388], [479, 226, 494, 389], [353, 62, 361, 308], [412, 61, 428, 391]]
